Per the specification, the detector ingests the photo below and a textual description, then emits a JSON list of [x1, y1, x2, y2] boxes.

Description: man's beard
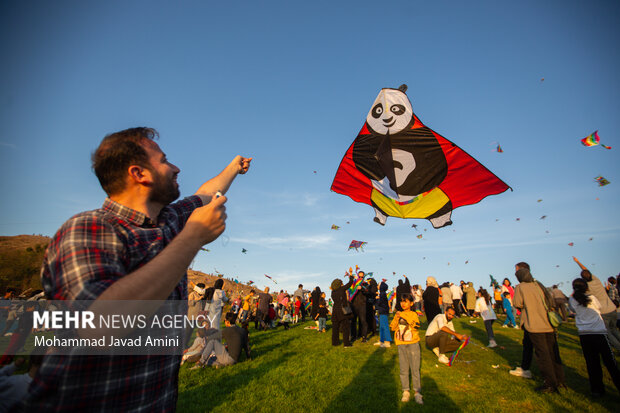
[[149, 170, 180, 206]]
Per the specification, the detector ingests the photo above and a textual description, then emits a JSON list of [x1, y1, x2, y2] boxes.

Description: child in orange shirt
[[390, 293, 423, 405]]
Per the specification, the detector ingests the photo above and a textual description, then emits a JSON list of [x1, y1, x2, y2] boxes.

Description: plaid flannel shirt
[[23, 195, 202, 412]]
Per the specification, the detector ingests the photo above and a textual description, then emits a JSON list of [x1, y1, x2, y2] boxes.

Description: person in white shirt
[[569, 278, 620, 397], [574, 256, 620, 351], [474, 289, 498, 348], [449, 282, 463, 316], [424, 307, 467, 364]]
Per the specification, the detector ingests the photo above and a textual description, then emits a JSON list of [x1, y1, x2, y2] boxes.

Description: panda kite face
[[365, 89, 414, 136]]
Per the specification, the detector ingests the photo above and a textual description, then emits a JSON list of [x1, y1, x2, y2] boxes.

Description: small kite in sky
[[247, 280, 254, 285], [423, 257, 426, 260], [537, 199, 543, 203], [588, 237, 593, 241], [555, 265, 560, 268], [545, 231, 550, 233], [568, 242, 574, 247], [313, 171, 317, 174], [199, 247, 210, 252], [541, 78, 545, 82], [331, 84, 510, 229], [516, 218, 520, 221], [348, 240, 367, 251], [495, 218, 499, 222], [242, 248, 247, 254], [346, 221, 350, 224], [581, 131, 611, 149], [411, 223, 418, 230], [489, 275, 499, 289], [331, 224, 340, 230], [264, 274, 277, 284], [540, 215, 547, 220], [496, 144, 503, 153], [465, 260, 469, 264], [417, 234, 423, 239], [595, 176, 610, 186]]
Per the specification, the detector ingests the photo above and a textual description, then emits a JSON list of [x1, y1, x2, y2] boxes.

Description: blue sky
[[1, 1, 618, 295]]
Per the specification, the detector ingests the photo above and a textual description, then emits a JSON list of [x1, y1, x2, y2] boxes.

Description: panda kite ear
[[398, 84, 408, 93]]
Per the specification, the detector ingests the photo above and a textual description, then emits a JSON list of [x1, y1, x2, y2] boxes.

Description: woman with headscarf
[[311, 286, 322, 328], [207, 278, 228, 331], [184, 283, 205, 346], [365, 278, 379, 337], [464, 282, 477, 317], [422, 277, 441, 323], [331, 276, 354, 347]]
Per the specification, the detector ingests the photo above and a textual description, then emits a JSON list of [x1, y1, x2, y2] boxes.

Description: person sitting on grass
[[181, 327, 206, 365], [0, 352, 44, 412], [191, 312, 250, 369], [315, 300, 329, 333], [277, 309, 292, 330], [390, 293, 423, 404], [425, 307, 468, 364]]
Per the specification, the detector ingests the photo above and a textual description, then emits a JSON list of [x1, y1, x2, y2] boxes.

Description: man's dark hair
[[225, 312, 237, 324], [91, 127, 158, 196], [515, 262, 530, 271], [298, 284, 303, 288], [445, 306, 455, 313]]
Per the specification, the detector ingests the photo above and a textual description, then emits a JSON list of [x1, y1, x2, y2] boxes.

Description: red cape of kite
[[331, 115, 510, 217]]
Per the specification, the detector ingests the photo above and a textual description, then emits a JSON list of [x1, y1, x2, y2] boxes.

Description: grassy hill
[[0, 235, 50, 294], [176, 316, 620, 412], [3, 288, 619, 411], [0, 235, 255, 297]]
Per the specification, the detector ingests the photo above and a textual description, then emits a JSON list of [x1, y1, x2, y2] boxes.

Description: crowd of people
[[1, 126, 619, 411], [173, 257, 620, 404]]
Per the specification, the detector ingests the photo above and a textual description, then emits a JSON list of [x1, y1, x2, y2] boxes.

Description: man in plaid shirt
[[22, 127, 251, 411]]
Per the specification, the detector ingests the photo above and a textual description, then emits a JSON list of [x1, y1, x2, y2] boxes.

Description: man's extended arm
[[194, 156, 252, 203]]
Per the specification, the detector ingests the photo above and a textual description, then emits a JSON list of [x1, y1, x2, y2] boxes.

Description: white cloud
[[230, 233, 335, 250]]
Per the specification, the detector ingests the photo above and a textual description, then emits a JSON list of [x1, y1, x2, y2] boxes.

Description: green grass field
[[177, 315, 620, 412]]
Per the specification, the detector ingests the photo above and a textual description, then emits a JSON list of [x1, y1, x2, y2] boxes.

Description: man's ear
[[127, 165, 153, 185]]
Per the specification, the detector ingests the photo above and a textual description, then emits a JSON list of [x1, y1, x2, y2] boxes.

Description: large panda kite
[[331, 85, 510, 228]]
